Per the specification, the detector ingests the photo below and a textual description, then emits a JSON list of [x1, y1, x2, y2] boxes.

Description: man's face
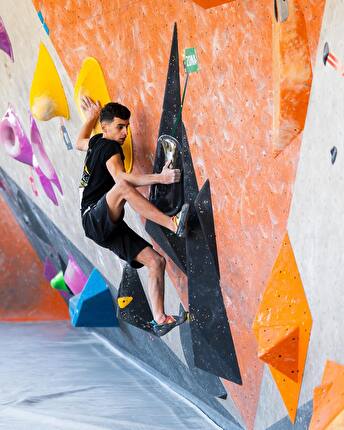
[[101, 117, 129, 144]]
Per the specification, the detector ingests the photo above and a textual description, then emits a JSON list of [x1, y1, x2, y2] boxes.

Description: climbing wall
[[0, 0, 343, 429], [0, 192, 68, 321]]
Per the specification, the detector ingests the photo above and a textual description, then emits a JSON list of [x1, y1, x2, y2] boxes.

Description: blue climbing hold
[[69, 268, 118, 327]]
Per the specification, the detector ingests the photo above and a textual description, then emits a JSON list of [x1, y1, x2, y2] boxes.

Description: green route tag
[[184, 48, 199, 73]]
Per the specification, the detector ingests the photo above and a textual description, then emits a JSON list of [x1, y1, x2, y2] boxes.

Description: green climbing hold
[[50, 271, 69, 292]]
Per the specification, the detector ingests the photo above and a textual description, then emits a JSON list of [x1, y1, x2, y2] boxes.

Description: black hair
[[100, 102, 131, 123]]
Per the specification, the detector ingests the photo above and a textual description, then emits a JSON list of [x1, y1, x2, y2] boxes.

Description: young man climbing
[[76, 96, 189, 337]]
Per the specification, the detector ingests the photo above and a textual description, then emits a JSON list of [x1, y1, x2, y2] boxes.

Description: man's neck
[[103, 133, 117, 142]]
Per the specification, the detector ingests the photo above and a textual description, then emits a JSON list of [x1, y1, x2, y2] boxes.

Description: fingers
[[169, 169, 181, 183], [81, 96, 99, 108], [173, 169, 181, 182], [163, 160, 172, 169], [80, 96, 89, 111], [81, 96, 101, 116], [161, 166, 181, 184]]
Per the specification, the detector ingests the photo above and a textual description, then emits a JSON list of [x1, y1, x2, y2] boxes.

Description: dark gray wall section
[[267, 401, 313, 430]]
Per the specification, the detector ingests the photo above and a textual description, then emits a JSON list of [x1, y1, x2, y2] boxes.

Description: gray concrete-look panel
[[267, 401, 313, 430], [287, 0, 344, 416]]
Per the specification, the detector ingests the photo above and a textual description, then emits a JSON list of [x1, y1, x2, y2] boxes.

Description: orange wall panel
[[0, 193, 69, 322]]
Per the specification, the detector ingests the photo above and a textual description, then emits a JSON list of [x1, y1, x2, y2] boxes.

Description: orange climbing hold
[[192, 0, 235, 9], [257, 325, 299, 383], [309, 361, 344, 430], [252, 232, 312, 422], [273, 0, 313, 157]]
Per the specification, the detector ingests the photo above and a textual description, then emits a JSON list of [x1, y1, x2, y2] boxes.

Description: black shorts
[[81, 195, 151, 269]]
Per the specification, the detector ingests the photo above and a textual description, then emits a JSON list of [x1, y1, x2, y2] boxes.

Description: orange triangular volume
[[313, 383, 333, 413], [192, 0, 235, 8], [327, 410, 344, 430], [252, 232, 312, 422], [309, 361, 344, 430], [117, 296, 133, 309], [258, 326, 299, 382]]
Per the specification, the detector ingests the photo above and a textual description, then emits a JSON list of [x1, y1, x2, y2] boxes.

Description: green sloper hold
[[50, 271, 69, 291]]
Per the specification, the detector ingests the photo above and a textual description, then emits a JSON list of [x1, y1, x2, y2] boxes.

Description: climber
[[76, 96, 188, 336]]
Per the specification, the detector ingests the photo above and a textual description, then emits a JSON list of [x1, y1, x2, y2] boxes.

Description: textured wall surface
[[0, 193, 68, 321], [1, 0, 343, 429]]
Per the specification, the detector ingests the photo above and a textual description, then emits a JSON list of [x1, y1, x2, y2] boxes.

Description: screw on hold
[[60, 124, 73, 150], [323, 42, 330, 65], [274, 0, 289, 23], [330, 146, 337, 164], [323, 42, 344, 76]]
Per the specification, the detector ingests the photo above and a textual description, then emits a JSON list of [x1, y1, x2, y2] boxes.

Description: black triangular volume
[[145, 220, 187, 274], [194, 180, 220, 278], [183, 153, 241, 384], [117, 265, 153, 332], [179, 305, 229, 399], [181, 123, 199, 204], [158, 23, 182, 140], [186, 230, 242, 384], [149, 23, 184, 216]]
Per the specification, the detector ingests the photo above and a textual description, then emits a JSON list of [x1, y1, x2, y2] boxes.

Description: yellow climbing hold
[[123, 126, 133, 173], [30, 43, 69, 121], [74, 57, 110, 133], [117, 296, 133, 309], [74, 57, 133, 172]]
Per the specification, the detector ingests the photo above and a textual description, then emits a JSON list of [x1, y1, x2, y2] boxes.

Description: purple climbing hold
[[0, 105, 33, 166], [30, 114, 63, 195], [0, 16, 14, 61], [64, 255, 88, 295], [43, 256, 58, 281], [34, 163, 59, 205]]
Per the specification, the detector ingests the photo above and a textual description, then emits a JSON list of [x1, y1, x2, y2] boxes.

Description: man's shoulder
[[89, 133, 103, 148], [100, 138, 123, 154], [90, 134, 119, 151], [100, 137, 121, 147]]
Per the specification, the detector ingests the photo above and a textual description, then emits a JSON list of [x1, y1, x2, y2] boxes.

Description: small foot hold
[[323, 42, 330, 66], [331, 146, 337, 164], [274, 0, 289, 23], [150, 312, 187, 337]]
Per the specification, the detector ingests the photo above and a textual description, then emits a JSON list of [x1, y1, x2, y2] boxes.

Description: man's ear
[[100, 121, 107, 133]]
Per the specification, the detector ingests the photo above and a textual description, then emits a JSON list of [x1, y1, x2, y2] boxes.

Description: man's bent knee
[[134, 246, 166, 272], [115, 178, 135, 200], [148, 253, 166, 272]]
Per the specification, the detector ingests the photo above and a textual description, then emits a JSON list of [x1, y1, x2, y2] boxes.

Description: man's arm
[[106, 154, 181, 187], [75, 96, 101, 151]]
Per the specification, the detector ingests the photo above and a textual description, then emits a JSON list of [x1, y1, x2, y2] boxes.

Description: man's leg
[[106, 179, 177, 231], [134, 246, 166, 324]]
